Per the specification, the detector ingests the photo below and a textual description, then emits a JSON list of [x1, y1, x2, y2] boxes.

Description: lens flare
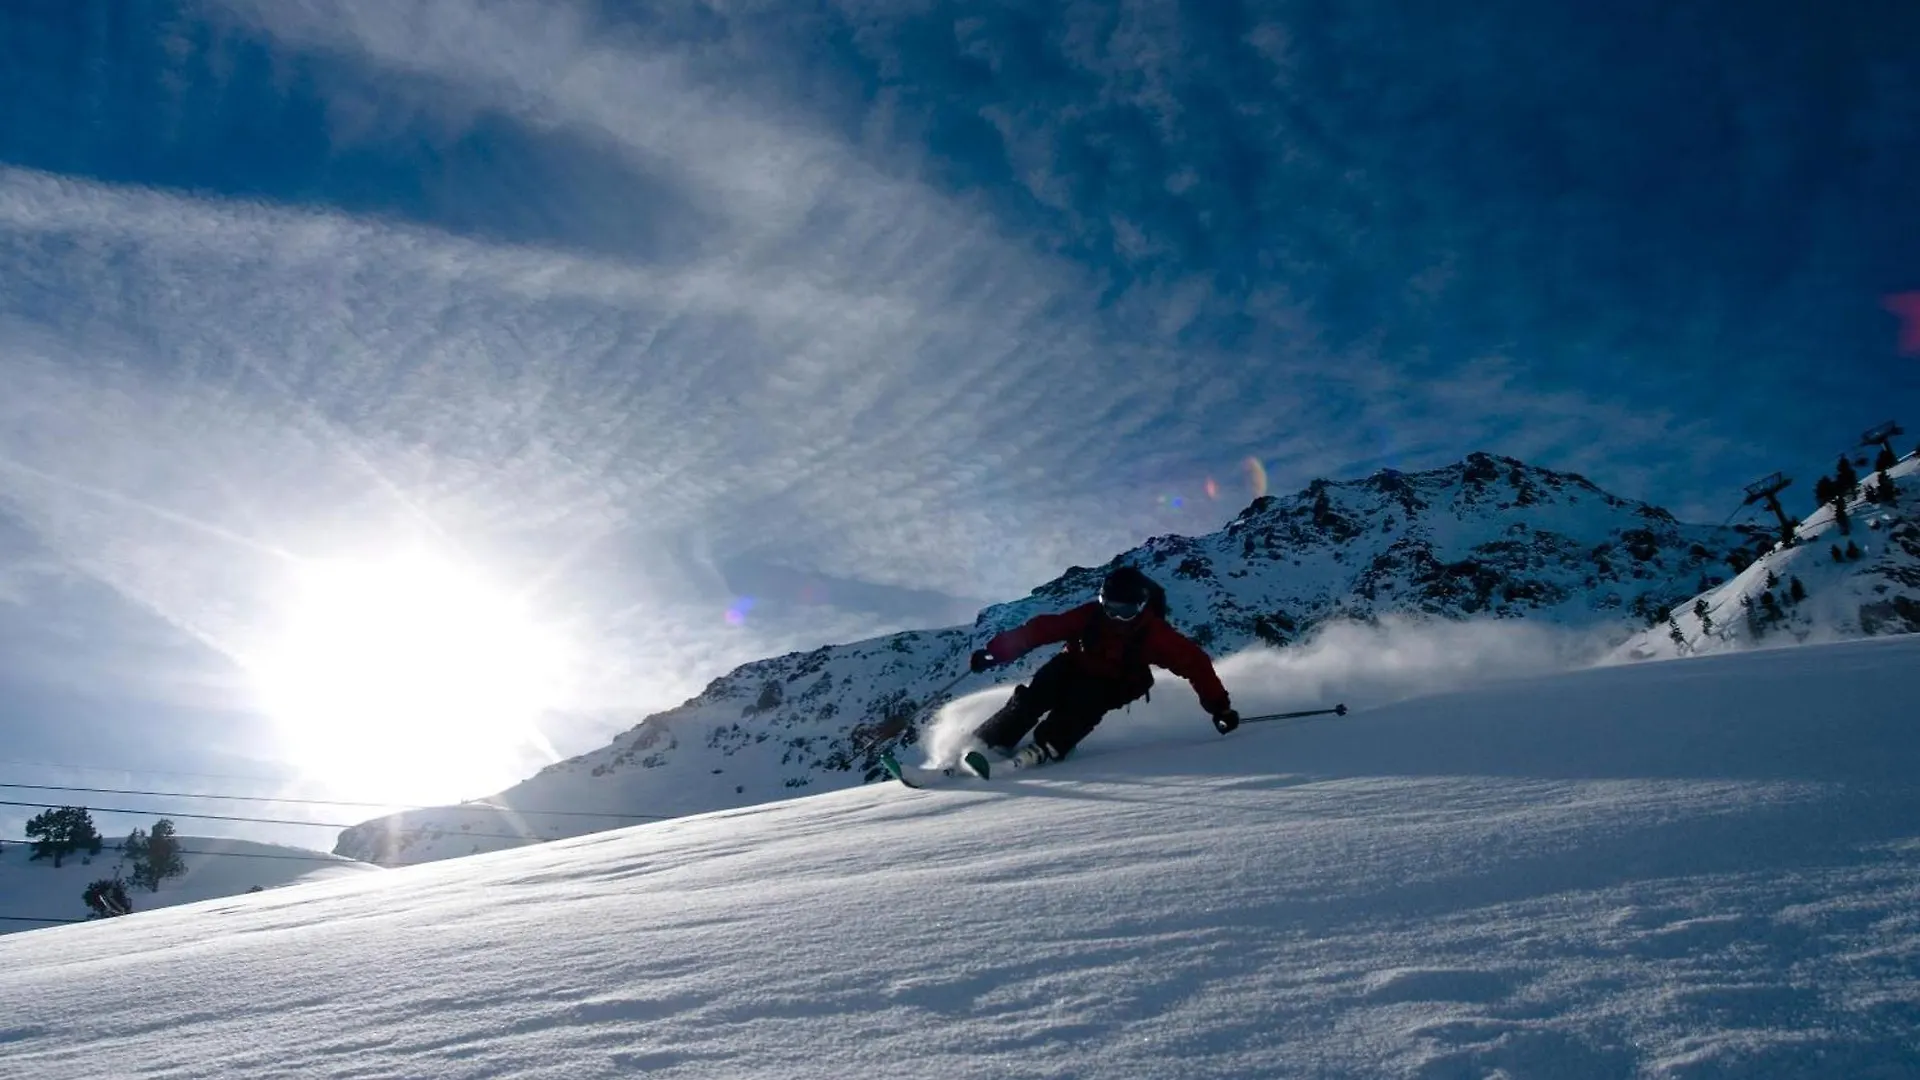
[[725, 597, 755, 626], [1205, 477, 1220, 499], [1885, 293, 1920, 355], [1243, 457, 1269, 498]]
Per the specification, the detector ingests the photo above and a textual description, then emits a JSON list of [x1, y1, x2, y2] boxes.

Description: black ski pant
[[972, 653, 1139, 760]]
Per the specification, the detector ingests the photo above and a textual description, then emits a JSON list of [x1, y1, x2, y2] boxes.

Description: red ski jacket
[[984, 603, 1232, 715]]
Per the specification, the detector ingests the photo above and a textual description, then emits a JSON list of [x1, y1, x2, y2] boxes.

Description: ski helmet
[[1098, 566, 1152, 621]]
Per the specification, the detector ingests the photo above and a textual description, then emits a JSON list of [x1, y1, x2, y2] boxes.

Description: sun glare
[[248, 552, 573, 805]]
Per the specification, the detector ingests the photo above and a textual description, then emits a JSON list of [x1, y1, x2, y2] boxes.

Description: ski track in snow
[[2, 637, 1918, 1078]]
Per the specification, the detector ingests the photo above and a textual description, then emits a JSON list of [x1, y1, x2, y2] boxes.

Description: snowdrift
[[2, 636, 1917, 1078]]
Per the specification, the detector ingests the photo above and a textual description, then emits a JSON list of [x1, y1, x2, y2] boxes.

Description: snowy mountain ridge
[[335, 453, 1771, 865]]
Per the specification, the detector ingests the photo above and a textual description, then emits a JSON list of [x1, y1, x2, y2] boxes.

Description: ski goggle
[[1100, 594, 1147, 621]]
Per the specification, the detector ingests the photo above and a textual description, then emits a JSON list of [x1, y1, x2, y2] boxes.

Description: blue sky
[[1, 1, 1916, 845]]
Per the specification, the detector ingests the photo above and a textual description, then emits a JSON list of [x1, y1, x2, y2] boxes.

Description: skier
[[967, 566, 1239, 768]]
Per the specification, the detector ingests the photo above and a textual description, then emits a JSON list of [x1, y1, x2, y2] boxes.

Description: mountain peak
[[335, 453, 1773, 866]]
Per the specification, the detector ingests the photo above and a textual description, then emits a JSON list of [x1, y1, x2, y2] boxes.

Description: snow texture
[[3, 635, 1917, 1078]]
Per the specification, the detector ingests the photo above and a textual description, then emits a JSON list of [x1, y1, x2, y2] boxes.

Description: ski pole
[[1240, 703, 1348, 724], [852, 669, 973, 752], [919, 671, 971, 709]]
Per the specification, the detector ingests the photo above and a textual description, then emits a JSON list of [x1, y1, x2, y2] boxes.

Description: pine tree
[[1692, 598, 1713, 634], [25, 807, 103, 868], [1876, 445, 1899, 472], [1836, 454, 1860, 496], [82, 878, 133, 919], [1846, 540, 1862, 560], [1764, 569, 1779, 589], [1814, 476, 1833, 507], [1832, 497, 1852, 535], [148, 820, 185, 883], [1667, 621, 1687, 653], [126, 819, 187, 892], [1877, 469, 1898, 505], [1789, 576, 1807, 602], [1830, 544, 1845, 563]]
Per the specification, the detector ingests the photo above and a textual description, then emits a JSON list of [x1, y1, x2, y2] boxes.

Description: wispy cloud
[[4, 0, 1914, 775]]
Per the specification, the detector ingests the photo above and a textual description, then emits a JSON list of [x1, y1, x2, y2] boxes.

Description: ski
[[878, 748, 998, 788], [879, 749, 961, 789]]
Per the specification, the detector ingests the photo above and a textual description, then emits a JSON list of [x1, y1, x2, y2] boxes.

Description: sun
[[247, 551, 573, 806]]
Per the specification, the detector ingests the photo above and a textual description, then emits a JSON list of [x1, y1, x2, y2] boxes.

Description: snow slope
[[1617, 452, 1920, 659], [4, 635, 1917, 1079], [0, 835, 379, 933], [338, 454, 1759, 865]]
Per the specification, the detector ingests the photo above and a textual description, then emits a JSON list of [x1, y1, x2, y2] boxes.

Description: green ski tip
[[961, 750, 991, 780]]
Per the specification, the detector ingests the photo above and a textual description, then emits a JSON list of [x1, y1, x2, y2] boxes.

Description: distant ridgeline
[[335, 449, 1920, 865]]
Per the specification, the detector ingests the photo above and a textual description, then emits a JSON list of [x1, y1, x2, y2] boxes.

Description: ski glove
[[1211, 708, 1240, 735], [969, 649, 998, 674]]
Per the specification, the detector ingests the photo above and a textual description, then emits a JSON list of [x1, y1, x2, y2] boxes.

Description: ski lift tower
[[1861, 420, 1904, 463], [1743, 472, 1797, 548]]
